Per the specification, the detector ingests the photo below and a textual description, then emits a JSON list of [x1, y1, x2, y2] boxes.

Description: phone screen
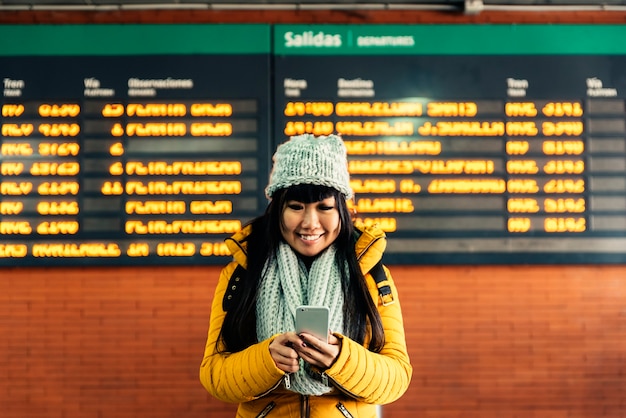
[[295, 305, 329, 343]]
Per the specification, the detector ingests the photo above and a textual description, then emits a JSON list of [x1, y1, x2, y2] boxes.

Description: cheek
[[325, 214, 341, 233], [280, 225, 289, 243], [280, 212, 298, 233]]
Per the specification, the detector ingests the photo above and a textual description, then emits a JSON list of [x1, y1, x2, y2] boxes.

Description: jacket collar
[[353, 221, 387, 274]]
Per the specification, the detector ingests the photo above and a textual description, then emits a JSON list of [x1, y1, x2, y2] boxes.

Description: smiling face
[[280, 195, 341, 258]]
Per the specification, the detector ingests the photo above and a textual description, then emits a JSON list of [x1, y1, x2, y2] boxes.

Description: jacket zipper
[[301, 394, 310, 417], [356, 235, 382, 264], [251, 374, 288, 400], [336, 402, 354, 418], [320, 372, 363, 400], [256, 401, 276, 418]]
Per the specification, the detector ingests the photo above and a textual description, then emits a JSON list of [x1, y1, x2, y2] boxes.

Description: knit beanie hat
[[265, 134, 353, 200]]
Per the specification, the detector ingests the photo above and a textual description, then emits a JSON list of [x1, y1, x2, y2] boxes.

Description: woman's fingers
[[269, 333, 301, 373], [294, 332, 341, 369]]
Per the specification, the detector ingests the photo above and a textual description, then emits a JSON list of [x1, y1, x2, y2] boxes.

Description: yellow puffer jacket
[[199, 223, 412, 418]]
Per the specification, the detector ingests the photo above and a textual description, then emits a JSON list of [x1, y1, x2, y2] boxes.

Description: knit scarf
[[256, 241, 345, 395]]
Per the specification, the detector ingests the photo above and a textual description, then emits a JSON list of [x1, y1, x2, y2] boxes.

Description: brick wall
[[1, 266, 232, 418], [2, 265, 625, 418]]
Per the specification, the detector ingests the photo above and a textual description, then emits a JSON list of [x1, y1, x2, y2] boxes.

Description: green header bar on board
[[274, 24, 626, 55], [2, 24, 624, 56], [0, 24, 271, 56]]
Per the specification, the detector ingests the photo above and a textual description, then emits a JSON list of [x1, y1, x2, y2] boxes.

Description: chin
[[295, 244, 326, 258]]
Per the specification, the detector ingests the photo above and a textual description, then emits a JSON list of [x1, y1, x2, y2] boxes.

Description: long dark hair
[[218, 184, 385, 353]]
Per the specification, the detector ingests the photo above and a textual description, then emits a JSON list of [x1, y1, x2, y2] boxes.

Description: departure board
[[0, 24, 271, 266], [274, 24, 626, 264], [4, 24, 626, 266]]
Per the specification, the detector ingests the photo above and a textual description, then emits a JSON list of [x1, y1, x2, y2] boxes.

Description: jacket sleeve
[[324, 265, 413, 404], [199, 261, 285, 403]]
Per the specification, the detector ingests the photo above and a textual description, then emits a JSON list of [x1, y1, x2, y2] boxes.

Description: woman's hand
[[291, 332, 341, 369], [269, 332, 301, 373]]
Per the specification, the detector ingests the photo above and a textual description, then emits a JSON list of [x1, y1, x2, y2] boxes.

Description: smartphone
[[295, 305, 329, 343]]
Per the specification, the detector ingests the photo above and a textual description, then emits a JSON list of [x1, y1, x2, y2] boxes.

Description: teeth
[[301, 234, 321, 241]]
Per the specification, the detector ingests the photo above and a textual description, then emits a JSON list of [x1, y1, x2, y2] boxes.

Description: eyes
[[286, 199, 336, 212]]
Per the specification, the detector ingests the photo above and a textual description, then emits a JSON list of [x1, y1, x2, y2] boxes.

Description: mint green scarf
[[256, 241, 345, 395]]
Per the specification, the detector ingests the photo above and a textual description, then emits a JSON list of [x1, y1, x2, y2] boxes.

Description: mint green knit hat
[[265, 134, 353, 200]]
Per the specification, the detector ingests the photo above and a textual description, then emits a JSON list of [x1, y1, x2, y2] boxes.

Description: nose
[[301, 206, 320, 229]]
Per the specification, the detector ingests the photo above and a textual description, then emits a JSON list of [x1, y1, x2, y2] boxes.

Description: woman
[[199, 134, 412, 417]]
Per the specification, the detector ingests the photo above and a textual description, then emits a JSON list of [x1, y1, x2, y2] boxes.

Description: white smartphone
[[295, 305, 330, 343]]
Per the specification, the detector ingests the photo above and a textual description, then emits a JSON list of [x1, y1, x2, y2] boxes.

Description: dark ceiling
[[1, 0, 626, 11]]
